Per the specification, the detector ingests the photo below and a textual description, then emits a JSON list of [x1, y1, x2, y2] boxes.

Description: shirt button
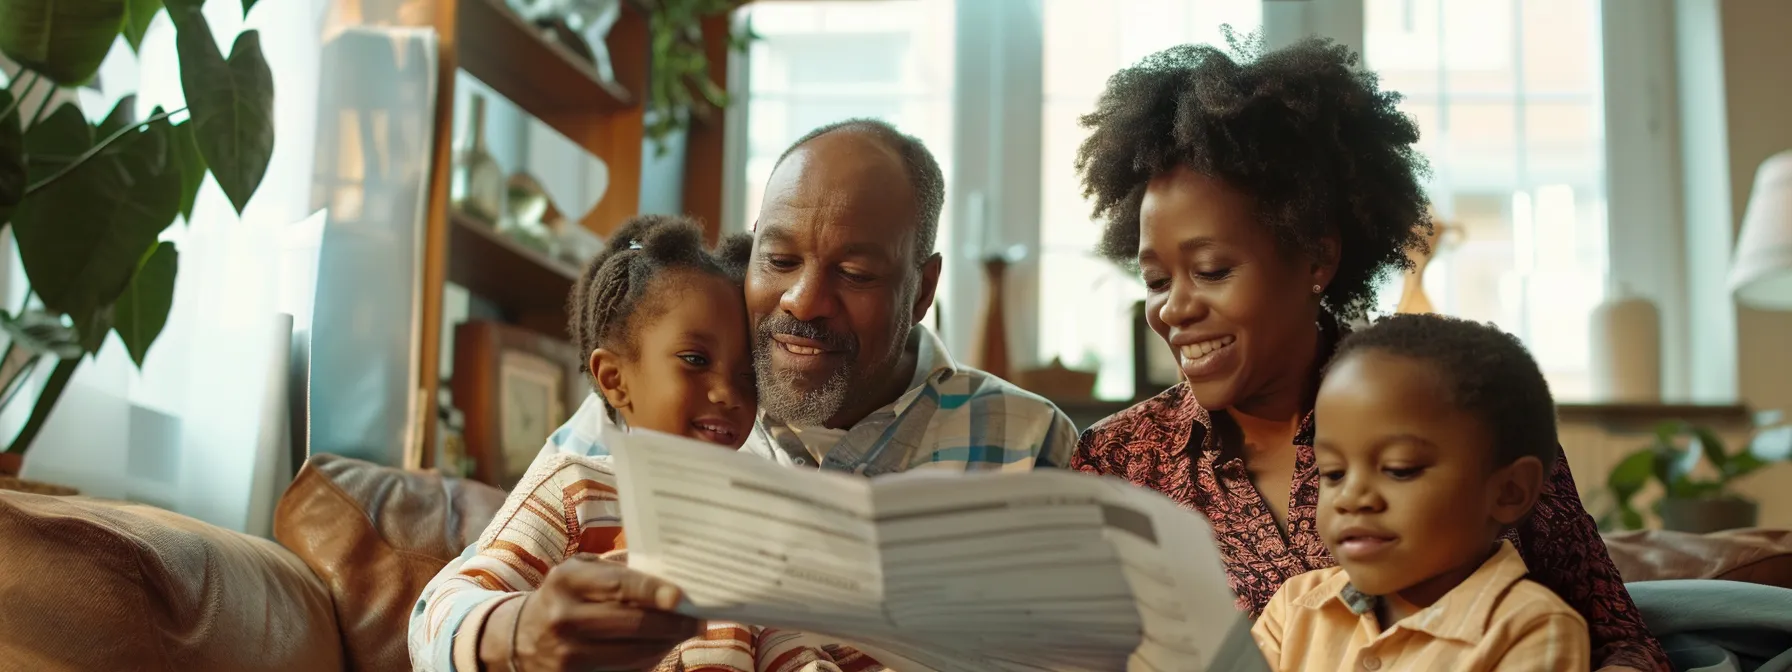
[[1361, 657, 1381, 671]]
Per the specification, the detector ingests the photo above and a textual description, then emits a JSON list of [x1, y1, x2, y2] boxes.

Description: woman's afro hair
[[1075, 31, 1433, 320]]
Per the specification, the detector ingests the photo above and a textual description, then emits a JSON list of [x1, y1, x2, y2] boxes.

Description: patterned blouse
[[1071, 382, 1670, 671]]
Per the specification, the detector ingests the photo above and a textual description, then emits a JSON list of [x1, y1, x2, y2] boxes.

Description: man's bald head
[[771, 119, 944, 263]]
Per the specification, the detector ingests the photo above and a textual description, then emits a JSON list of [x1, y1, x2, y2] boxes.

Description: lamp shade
[[1731, 150, 1792, 310]]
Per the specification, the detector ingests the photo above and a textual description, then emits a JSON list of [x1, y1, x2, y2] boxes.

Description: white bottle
[[1588, 284, 1661, 403]]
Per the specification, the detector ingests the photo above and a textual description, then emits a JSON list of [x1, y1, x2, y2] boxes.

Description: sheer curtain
[[5, 0, 328, 535]]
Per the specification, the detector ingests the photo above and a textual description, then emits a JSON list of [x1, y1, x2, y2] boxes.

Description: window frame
[[725, 0, 1704, 402]]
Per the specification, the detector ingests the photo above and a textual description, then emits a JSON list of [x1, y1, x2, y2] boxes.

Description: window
[[737, 0, 956, 328], [1364, 0, 1608, 400], [731, 0, 1646, 403], [1038, 0, 1263, 400]]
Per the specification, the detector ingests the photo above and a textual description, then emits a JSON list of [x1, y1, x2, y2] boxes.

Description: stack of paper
[[613, 429, 1268, 672]]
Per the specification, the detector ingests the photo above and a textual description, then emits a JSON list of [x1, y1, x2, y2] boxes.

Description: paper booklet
[[612, 428, 1270, 672]]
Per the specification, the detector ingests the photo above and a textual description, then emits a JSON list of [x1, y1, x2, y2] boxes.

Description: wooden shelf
[[447, 211, 581, 316], [457, 0, 641, 140]]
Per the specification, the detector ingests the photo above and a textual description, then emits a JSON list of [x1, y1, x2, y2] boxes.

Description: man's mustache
[[757, 314, 857, 354]]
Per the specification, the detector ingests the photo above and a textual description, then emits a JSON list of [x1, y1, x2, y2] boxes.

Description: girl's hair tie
[[628, 240, 643, 250]]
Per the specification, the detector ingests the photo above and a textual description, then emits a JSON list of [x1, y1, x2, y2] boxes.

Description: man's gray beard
[[754, 321, 911, 427]]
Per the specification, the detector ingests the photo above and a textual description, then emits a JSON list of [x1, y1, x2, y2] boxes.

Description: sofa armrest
[[1603, 527, 1792, 588], [274, 453, 508, 672]]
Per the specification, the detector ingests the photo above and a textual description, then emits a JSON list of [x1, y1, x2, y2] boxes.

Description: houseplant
[[633, 0, 753, 155], [0, 0, 275, 476], [1601, 412, 1792, 533]]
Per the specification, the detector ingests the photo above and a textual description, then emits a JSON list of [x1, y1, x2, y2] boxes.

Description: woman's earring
[[1312, 284, 1323, 294]]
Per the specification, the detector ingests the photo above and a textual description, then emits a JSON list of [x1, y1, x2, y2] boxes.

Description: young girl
[[410, 215, 883, 672]]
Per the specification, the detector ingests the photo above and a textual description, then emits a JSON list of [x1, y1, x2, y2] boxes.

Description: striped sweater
[[407, 451, 885, 672]]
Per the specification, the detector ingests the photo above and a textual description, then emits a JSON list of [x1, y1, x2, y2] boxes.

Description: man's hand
[[483, 556, 703, 672]]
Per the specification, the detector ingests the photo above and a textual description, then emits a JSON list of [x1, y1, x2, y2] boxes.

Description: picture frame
[[452, 321, 586, 490]]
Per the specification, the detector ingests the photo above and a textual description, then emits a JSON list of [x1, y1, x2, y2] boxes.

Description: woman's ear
[[1489, 455, 1546, 526], [1311, 235, 1342, 291], [591, 348, 630, 413]]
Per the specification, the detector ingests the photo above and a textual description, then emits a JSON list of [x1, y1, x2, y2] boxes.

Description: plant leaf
[[0, 90, 22, 225], [112, 241, 176, 367], [0, 0, 127, 86], [241, 0, 256, 16], [1690, 425, 1729, 475], [0, 309, 84, 359], [1606, 449, 1654, 501], [75, 303, 112, 358], [168, 117, 204, 221], [1750, 425, 1792, 461], [10, 115, 180, 321], [171, 6, 273, 214], [97, 94, 138, 138], [123, 0, 161, 52], [22, 101, 92, 183]]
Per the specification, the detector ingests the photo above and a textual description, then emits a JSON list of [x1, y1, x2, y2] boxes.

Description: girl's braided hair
[[567, 215, 752, 374]]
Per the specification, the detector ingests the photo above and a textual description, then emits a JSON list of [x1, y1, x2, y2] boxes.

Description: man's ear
[[910, 252, 943, 325], [1489, 455, 1546, 526], [590, 348, 630, 412]]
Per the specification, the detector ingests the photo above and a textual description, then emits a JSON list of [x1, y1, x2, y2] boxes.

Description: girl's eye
[[1319, 469, 1345, 484], [679, 353, 710, 367], [1383, 466, 1425, 481], [764, 256, 799, 271], [1141, 274, 1170, 293]]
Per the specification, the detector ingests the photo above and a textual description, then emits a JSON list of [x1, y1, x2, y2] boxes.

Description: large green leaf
[[0, 91, 22, 225], [112, 241, 176, 367], [1606, 449, 1654, 501], [21, 101, 91, 183], [0, 0, 127, 86], [171, 5, 272, 214], [241, 0, 256, 17], [97, 94, 137, 138], [10, 115, 180, 322], [122, 0, 161, 52], [168, 117, 204, 221]]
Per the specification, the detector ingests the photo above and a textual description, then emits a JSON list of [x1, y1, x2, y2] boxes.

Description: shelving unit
[[409, 0, 656, 469]]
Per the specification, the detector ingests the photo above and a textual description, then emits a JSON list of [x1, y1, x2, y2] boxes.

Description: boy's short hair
[[1328, 313, 1559, 471]]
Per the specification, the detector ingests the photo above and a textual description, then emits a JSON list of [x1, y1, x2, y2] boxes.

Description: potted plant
[[631, 0, 753, 214], [0, 0, 275, 481], [1600, 412, 1792, 533]]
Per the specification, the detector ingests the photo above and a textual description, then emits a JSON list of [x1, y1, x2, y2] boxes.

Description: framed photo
[[452, 321, 586, 490]]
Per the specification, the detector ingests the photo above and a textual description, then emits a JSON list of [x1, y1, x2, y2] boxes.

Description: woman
[[1069, 37, 1668, 672]]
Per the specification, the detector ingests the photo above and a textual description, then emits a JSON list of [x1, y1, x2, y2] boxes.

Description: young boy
[[1251, 313, 1591, 672]]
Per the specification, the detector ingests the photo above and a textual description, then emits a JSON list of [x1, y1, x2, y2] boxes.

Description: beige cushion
[[0, 492, 342, 671]]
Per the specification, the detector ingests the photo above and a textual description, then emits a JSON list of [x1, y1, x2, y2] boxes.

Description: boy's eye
[[1194, 268, 1234, 282], [1318, 469, 1345, 484], [1383, 466, 1425, 481], [678, 353, 710, 367], [1141, 274, 1170, 293], [764, 255, 799, 271]]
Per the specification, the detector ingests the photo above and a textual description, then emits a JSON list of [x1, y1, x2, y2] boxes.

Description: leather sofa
[[0, 454, 1787, 671]]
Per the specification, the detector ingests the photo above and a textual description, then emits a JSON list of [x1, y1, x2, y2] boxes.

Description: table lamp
[[1732, 150, 1792, 309]]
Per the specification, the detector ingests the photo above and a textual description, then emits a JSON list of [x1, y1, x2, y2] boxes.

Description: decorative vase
[[1657, 497, 1758, 534], [971, 257, 1011, 380], [1588, 286, 1661, 403], [1396, 219, 1449, 314], [451, 93, 506, 226]]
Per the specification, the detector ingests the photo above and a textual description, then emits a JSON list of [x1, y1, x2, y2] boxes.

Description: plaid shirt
[[410, 325, 1075, 671], [544, 324, 1076, 473]]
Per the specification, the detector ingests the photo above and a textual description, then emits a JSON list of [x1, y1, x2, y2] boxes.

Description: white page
[[613, 428, 1269, 672]]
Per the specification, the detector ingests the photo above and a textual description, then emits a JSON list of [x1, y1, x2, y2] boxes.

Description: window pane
[[1366, 0, 1607, 401], [1039, 0, 1262, 400], [738, 1, 955, 327]]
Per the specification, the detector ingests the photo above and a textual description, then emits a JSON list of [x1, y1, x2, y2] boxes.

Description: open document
[[612, 429, 1269, 672]]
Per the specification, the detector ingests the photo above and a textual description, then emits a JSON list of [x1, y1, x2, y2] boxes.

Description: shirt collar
[[1298, 540, 1531, 643]]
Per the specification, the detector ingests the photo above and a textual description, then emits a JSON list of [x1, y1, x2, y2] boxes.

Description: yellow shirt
[[1251, 540, 1589, 672]]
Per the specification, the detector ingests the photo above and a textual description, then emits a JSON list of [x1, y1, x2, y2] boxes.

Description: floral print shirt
[[1071, 383, 1669, 671]]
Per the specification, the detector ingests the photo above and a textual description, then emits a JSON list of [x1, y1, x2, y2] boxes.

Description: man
[[411, 119, 1077, 671]]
